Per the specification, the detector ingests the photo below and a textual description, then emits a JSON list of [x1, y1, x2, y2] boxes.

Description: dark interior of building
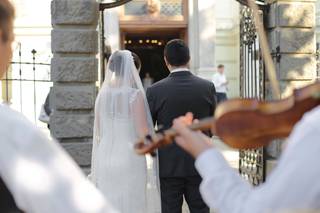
[[125, 31, 182, 84]]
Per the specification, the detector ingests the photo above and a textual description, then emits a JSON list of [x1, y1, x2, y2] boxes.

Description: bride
[[90, 50, 161, 213]]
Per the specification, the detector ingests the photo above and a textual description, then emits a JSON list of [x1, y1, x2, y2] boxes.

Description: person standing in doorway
[[212, 64, 228, 103], [147, 39, 216, 213], [143, 72, 154, 90]]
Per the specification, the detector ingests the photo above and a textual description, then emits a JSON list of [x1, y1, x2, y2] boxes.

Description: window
[[120, 0, 187, 23]]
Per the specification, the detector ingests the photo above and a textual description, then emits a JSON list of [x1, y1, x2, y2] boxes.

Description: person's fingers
[[173, 118, 193, 138], [185, 112, 194, 122], [180, 113, 193, 126], [176, 116, 189, 126], [173, 118, 189, 133], [180, 117, 190, 125], [173, 113, 193, 127]]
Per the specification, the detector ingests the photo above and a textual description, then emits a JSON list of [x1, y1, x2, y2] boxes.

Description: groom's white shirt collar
[[171, 68, 190, 73]]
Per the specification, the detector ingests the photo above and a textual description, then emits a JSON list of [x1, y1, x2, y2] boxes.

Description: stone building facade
[[265, 0, 317, 172], [6, 0, 317, 176], [49, 0, 318, 174], [103, 0, 241, 97], [49, 0, 242, 170]]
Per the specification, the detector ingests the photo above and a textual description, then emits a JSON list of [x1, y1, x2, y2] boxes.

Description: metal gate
[[3, 45, 52, 128], [238, 3, 266, 185]]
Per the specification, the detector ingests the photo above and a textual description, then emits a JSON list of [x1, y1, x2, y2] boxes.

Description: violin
[[134, 81, 320, 155]]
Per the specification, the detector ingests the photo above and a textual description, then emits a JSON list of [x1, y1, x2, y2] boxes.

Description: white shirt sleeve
[[0, 106, 119, 213], [195, 106, 320, 213], [195, 149, 253, 213]]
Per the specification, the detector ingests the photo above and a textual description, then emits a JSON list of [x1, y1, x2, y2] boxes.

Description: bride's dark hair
[[132, 52, 141, 72], [108, 51, 141, 76]]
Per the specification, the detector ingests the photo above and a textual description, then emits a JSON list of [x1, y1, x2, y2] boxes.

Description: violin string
[[247, 0, 281, 99]]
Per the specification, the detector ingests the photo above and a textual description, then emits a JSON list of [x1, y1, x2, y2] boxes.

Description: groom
[[147, 39, 216, 213]]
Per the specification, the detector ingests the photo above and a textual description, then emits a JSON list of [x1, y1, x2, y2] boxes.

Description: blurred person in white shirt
[[212, 64, 228, 103], [0, 1, 118, 212]]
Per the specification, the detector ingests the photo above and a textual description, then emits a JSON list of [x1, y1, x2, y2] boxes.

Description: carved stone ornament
[[147, 0, 161, 15]]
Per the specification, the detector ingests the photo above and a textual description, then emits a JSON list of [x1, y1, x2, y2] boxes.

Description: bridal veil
[[90, 50, 161, 213]]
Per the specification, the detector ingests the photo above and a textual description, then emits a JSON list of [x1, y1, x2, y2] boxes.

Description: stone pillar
[[188, 0, 199, 73], [316, 0, 320, 43], [188, 0, 216, 80], [50, 0, 99, 172], [266, 0, 316, 171]]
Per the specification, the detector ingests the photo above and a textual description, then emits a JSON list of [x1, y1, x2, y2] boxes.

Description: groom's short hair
[[0, 0, 15, 42], [164, 39, 190, 67], [109, 51, 140, 76]]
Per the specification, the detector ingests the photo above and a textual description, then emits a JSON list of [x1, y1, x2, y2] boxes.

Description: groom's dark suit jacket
[[147, 71, 216, 177]]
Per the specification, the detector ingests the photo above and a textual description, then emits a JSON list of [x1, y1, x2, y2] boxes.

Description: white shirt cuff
[[195, 148, 229, 178]]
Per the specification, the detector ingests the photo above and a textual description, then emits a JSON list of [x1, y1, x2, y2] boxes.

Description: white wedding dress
[[90, 50, 161, 213]]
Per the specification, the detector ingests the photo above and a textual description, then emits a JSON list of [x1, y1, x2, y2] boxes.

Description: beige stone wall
[[316, 0, 320, 43], [266, 0, 316, 100], [265, 0, 317, 170], [51, 0, 99, 170]]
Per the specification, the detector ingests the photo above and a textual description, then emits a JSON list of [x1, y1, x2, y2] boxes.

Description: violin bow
[[246, 0, 281, 99]]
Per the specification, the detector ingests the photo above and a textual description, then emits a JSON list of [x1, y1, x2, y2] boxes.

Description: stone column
[[50, 0, 99, 172], [188, 0, 199, 73], [316, 0, 320, 43], [266, 0, 316, 172], [188, 0, 216, 80]]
